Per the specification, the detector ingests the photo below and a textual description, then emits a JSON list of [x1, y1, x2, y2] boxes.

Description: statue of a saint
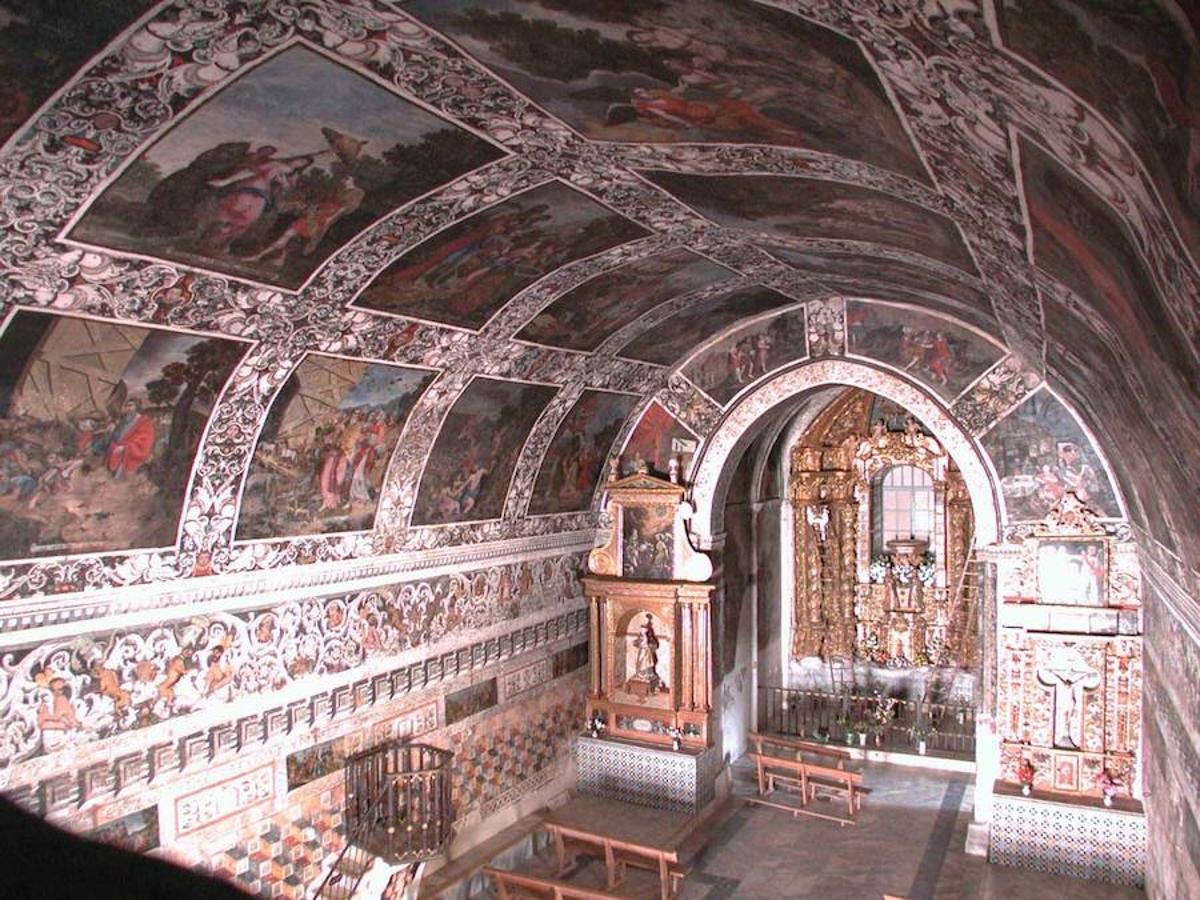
[[634, 614, 661, 693]]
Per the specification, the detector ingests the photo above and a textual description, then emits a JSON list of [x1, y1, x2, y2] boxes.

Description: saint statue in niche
[[634, 614, 661, 692]]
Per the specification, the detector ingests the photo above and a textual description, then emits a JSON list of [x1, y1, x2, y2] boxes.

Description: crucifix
[[1036, 649, 1101, 750]]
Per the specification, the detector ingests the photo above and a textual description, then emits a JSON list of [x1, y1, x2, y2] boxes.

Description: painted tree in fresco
[[145, 338, 245, 491]]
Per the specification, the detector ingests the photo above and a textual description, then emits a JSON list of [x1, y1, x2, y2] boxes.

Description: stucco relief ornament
[[806, 298, 845, 357]]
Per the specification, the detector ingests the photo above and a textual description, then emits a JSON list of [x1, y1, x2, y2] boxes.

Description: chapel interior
[[0, 1, 1197, 898]]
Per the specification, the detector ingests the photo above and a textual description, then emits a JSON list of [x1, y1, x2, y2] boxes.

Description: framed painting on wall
[[1036, 539, 1107, 606]]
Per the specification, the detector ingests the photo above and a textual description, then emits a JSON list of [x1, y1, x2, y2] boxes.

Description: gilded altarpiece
[[995, 497, 1143, 802], [790, 410, 976, 669]]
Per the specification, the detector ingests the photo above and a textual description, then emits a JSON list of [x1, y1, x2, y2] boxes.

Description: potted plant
[[851, 719, 870, 747], [869, 722, 886, 747], [836, 712, 853, 745], [910, 723, 936, 755]]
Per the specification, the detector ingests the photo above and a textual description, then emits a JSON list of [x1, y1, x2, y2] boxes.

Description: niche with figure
[[583, 470, 714, 747]]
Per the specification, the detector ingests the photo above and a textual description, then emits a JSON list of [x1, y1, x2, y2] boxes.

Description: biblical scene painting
[[643, 172, 977, 275], [1037, 539, 1107, 606], [997, 0, 1200, 253], [772, 247, 996, 329], [621, 402, 697, 481], [406, 0, 924, 178], [355, 181, 648, 329], [981, 389, 1119, 521], [412, 377, 557, 525], [236, 355, 435, 540], [71, 44, 503, 289], [529, 390, 638, 515], [0, 0, 157, 142], [846, 301, 1002, 400], [517, 248, 735, 351], [622, 504, 675, 580], [444, 678, 498, 725], [617, 286, 797, 366], [0, 310, 246, 559], [683, 307, 807, 405]]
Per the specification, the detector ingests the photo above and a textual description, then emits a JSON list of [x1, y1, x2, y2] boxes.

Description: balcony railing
[[759, 686, 976, 757]]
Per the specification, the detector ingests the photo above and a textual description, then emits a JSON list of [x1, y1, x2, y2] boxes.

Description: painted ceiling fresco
[[0, 310, 246, 560], [529, 389, 638, 515], [642, 172, 979, 274], [516, 248, 735, 351], [70, 45, 505, 291], [683, 308, 809, 406], [405, 0, 926, 179], [354, 180, 648, 329], [236, 355, 436, 540], [0, 0, 1197, 603], [769, 248, 997, 330], [617, 287, 798, 366], [846, 301, 1003, 401]]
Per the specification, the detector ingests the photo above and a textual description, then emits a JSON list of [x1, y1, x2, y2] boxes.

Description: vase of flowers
[[910, 724, 935, 755], [1018, 758, 1035, 796], [666, 725, 684, 751], [1096, 769, 1121, 807]]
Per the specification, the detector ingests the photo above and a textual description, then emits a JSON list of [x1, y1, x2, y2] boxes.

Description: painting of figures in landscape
[[518, 249, 735, 351], [684, 308, 807, 405], [644, 172, 976, 274], [413, 378, 556, 525], [981, 389, 1119, 521], [622, 504, 675, 579], [71, 45, 503, 289], [621, 403, 697, 481], [997, 0, 1200, 253], [407, 0, 924, 178], [846, 302, 1001, 400], [530, 390, 638, 515], [618, 287, 796, 366], [0, 311, 245, 559], [355, 181, 646, 329], [237, 356, 435, 540]]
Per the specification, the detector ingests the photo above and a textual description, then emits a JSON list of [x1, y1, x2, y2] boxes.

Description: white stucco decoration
[[686, 360, 1001, 548]]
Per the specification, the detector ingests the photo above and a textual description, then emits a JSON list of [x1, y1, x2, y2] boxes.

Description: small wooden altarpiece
[[584, 472, 714, 749]]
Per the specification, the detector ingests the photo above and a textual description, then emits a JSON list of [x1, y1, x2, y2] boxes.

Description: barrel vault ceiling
[[0, 0, 1197, 603]]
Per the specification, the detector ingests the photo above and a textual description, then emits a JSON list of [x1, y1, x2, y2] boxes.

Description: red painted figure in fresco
[[106, 399, 156, 478]]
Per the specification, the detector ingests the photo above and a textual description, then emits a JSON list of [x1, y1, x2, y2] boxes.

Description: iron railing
[[759, 686, 976, 757], [313, 742, 454, 899]]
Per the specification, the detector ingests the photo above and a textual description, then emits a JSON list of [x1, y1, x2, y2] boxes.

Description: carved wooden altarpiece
[[790, 416, 975, 668], [584, 473, 714, 748]]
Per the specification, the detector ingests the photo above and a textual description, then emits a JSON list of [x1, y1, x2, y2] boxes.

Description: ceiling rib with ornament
[[0, 0, 1196, 603]]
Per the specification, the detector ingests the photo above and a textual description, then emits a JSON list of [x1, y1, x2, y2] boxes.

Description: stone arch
[[686, 358, 1001, 550]]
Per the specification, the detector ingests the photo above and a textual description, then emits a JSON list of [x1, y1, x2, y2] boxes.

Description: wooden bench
[[483, 866, 625, 899], [542, 820, 683, 899], [747, 747, 868, 826], [749, 731, 852, 768]]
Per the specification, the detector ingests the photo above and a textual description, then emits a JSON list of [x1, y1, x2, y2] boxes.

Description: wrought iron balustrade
[[759, 686, 976, 757]]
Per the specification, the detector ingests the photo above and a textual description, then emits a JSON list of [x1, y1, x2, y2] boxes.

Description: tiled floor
[[666, 760, 1145, 899]]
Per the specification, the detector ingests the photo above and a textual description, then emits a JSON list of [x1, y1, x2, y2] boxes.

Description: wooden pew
[[747, 740, 868, 826], [542, 820, 684, 899], [483, 866, 625, 899], [749, 731, 852, 768]]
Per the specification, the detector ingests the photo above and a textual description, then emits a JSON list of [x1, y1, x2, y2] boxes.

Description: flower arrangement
[[1018, 758, 1035, 795], [869, 551, 937, 585], [1095, 769, 1121, 807], [587, 711, 606, 738], [666, 725, 684, 751]]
